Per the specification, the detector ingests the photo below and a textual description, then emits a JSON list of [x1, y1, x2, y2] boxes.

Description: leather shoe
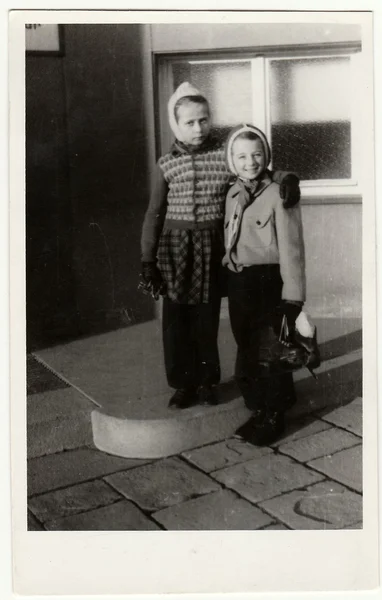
[[235, 408, 266, 439], [197, 385, 219, 406], [237, 410, 285, 446], [168, 387, 197, 409]]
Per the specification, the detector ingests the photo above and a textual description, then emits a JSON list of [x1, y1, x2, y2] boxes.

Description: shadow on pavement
[[318, 329, 362, 361], [290, 358, 362, 420]]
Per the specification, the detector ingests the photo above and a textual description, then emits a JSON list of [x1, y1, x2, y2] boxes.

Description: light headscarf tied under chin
[[225, 123, 271, 178], [168, 81, 208, 143], [225, 124, 273, 256]]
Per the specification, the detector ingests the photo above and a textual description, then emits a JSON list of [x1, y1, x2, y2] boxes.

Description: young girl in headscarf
[[141, 83, 301, 410], [223, 124, 306, 444]]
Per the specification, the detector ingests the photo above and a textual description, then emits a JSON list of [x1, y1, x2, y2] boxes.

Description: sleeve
[[269, 170, 299, 184], [140, 163, 168, 262], [274, 200, 306, 302]]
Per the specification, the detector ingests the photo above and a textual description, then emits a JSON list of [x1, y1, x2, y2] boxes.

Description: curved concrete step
[[33, 319, 249, 458], [91, 394, 252, 459], [33, 317, 362, 459]]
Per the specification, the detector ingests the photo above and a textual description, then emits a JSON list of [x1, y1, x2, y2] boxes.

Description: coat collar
[[229, 172, 273, 207]]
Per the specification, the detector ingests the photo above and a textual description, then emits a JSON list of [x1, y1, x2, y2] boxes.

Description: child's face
[[176, 102, 211, 146], [232, 138, 266, 180]]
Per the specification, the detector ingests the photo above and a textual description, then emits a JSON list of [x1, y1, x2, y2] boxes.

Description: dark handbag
[[258, 315, 320, 378]]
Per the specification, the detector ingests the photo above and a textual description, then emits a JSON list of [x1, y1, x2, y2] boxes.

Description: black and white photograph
[[8, 6, 379, 597]]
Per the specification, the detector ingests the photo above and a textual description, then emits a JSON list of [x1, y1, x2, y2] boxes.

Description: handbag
[[258, 312, 321, 378]]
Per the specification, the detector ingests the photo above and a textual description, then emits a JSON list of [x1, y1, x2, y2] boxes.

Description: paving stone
[[152, 489, 273, 530], [45, 500, 160, 531], [105, 457, 220, 512], [182, 439, 272, 473], [278, 427, 361, 463], [271, 418, 331, 447], [27, 416, 94, 459], [211, 454, 324, 504], [319, 397, 362, 437], [29, 480, 122, 523], [308, 444, 362, 493], [27, 510, 44, 531], [27, 448, 150, 496], [259, 480, 362, 530]]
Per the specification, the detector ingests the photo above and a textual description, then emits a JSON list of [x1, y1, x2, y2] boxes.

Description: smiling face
[[175, 100, 211, 147], [231, 137, 266, 180]]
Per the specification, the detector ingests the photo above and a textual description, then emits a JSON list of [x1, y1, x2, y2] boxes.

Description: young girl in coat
[[223, 124, 306, 445], [140, 83, 301, 410]]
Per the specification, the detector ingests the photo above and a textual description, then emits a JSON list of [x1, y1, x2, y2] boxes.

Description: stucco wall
[[302, 204, 362, 318], [151, 22, 361, 53], [26, 24, 156, 349]]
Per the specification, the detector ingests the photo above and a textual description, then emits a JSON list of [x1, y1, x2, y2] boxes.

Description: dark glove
[[279, 174, 301, 209], [281, 301, 303, 334], [138, 262, 165, 300]]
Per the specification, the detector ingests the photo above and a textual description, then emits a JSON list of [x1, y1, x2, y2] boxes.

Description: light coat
[[223, 176, 306, 302]]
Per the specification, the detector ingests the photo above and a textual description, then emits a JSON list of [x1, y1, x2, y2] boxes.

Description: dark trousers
[[162, 296, 221, 390], [227, 264, 295, 413]]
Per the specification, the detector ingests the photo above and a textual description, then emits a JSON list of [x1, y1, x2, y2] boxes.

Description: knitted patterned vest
[[159, 147, 231, 229]]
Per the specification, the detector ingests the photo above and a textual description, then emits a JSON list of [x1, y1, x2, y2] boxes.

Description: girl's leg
[[162, 297, 196, 392], [227, 267, 266, 413], [228, 265, 297, 444], [265, 372, 296, 412], [193, 295, 221, 389]]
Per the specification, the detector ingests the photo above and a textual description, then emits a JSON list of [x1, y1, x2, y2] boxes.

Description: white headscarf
[[225, 123, 271, 176], [168, 81, 208, 143]]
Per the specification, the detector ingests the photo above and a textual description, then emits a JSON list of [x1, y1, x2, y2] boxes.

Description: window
[[268, 57, 352, 181], [156, 47, 362, 199]]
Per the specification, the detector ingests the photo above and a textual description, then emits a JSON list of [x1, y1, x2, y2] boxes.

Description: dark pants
[[227, 264, 295, 413], [162, 296, 221, 390]]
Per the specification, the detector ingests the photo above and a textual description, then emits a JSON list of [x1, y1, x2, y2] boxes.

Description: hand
[[282, 301, 303, 333], [279, 174, 301, 209], [138, 262, 165, 300]]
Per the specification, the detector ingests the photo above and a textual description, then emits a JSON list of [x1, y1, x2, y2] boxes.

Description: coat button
[[256, 220, 261, 225]]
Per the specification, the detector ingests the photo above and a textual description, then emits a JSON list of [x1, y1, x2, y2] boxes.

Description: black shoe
[[250, 410, 285, 446], [235, 408, 266, 438], [284, 389, 297, 411], [237, 410, 285, 446], [168, 387, 197, 409], [197, 385, 219, 406]]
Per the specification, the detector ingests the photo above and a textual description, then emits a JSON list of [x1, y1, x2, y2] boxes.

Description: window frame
[[154, 41, 362, 203]]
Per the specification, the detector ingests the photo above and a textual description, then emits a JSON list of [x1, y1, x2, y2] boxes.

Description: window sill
[[301, 194, 362, 205], [300, 181, 362, 204]]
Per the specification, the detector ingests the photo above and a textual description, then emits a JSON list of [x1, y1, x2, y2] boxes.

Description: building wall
[[150, 21, 363, 319], [26, 54, 75, 349], [151, 22, 361, 53], [26, 22, 362, 350], [302, 204, 362, 317], [26, 24, 155, 350]]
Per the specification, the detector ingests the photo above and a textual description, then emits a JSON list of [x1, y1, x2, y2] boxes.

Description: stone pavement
[[27, 338, 362, 530]]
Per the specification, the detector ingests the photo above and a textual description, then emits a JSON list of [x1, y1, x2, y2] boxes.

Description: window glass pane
[[269, 57, 352, 180], [172, 61, 252, 139]]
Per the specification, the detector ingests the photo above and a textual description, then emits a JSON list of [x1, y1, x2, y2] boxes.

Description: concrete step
[[33, 317, 362, 459]]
